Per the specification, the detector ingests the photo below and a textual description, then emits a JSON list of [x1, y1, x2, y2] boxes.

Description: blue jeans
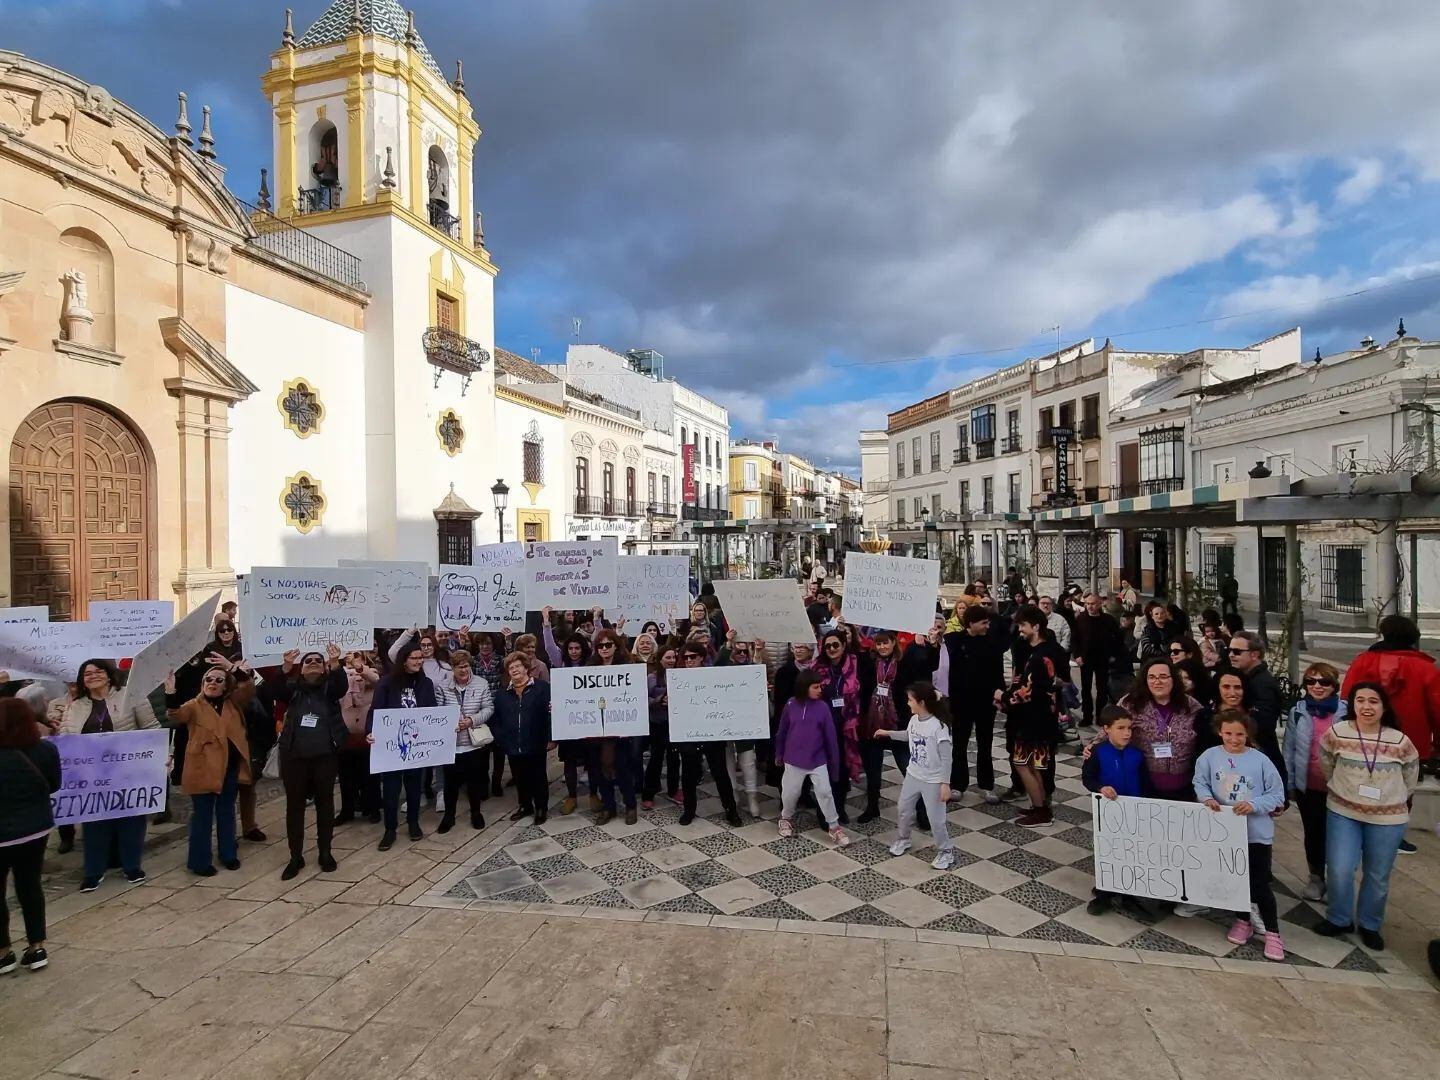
[[188, 764, 239, 872], [382, 768, 423, 833], [1324, 810, 1406, 932], [82, 815, 147, 880]]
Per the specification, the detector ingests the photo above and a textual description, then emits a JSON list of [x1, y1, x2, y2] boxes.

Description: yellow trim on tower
[[265, 198, 499, 275], [429, 251, 467, 336], [457, 140, 473, 247], [275, 88, 297, 218], [344, 75, 365, 207]]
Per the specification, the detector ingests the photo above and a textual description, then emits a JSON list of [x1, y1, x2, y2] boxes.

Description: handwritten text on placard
[[1091, 795, 1251, 911], [524, 541, 618, 607], [551, 663, 648, 739], [840, 553, 940, 634], [666, 664, 770, 741]]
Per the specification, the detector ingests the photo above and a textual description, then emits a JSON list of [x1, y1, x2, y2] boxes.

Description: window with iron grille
[[931, 493, 942, 518], [930, 432, 941, 471], [438, 518, 472, 565], [575, 456, 589, 497], [522, 423, 544, 485], [912, 436, 922, 474], [981, 477, 994, 513], [896, 499, 906, 523], [895, 444, 905, 478], [1007, 473, 1021, 514], [602, 462, 615, 512], [1035, 533, 1060, 577], [1063, 532, 1111, 584], [1321, 544, 1365, 612], [1202, 543, 1235, 589], [1139, 424, 1185, 494], [959, 480, 969, 511]]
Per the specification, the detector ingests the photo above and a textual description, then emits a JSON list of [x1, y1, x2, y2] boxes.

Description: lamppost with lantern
[[491, 478, 510, 543]]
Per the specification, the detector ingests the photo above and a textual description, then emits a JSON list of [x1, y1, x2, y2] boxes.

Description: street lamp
[[491, 478, 510, 542], [646, 501, 658, 553]]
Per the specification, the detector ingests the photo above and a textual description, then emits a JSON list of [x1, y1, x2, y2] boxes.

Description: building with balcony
[[562, 384, 649, 543]]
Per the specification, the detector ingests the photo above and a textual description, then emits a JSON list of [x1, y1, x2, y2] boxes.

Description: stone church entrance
[[8, 400, 151, 620]]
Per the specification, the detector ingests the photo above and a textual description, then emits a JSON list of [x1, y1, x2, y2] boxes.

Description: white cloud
[[1336, 159, 1385, 205]]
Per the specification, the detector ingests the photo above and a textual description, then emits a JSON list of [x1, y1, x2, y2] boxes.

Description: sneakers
[[1015, 807, 1054, 829], [123, 869, 147, 886], [1398, 839, 1418, 855], [888, 838, 913, 857], [1086, 893, 1114, 917], [1226, 917, 1254, 946], [20, 947, 47, 971], [378, 831, 396, 851], [777, 818, 794, 839], [828, 826, 851, 848], [624, 807, 638, 826], [930, 850, 957, 871], [982, 789, 1001, 805], [1359, 927, 1386, 951], [1000, 787, 1025, 802], [560, 797, 578, 815], [1173, 903, 1207, 918], [79, 874, 104, 892], [1302, 873, 1326, 901], [280, 858, 305, 881], [1262, 932, 1285, 961]]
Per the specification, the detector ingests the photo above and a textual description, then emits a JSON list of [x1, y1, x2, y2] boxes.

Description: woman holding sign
[[676, 644, 744, 827], [814, 631, 863, 825], [0, 697, 61, 973], [165, 660, 253, 878], [367, 639, 439, 851], [59, 659, 161, 891], [437, 650, 493, 833], [587, 629, 641, 825]]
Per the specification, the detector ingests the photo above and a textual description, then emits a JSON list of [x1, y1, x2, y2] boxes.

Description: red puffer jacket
[[1341, 647, 1440, 759]]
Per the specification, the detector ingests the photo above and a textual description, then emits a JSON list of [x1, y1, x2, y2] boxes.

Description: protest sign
[[49, 730, 169, 825], [369, 706, 459, 774], [339, 560, 430, 628], [551, 663, 648, 739], [0, 620, 101, 681], [90, 600, 175, 659], [0, 605, 47, 625], [114, 592, 222, 722], [839, 553, 940, 634], [249, 566, 377, 658], [1091, 794, 1251, 911], [524, 540, 618, 608], [614, 555, 691, 629], [666, 664, 770, 741], [435, 543, 526, 632], [711, 579, 814, 644]]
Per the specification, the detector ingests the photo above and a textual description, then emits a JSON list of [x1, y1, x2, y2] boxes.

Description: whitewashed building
[[859, 430, 889, 532], [493, 349, 566, 544]]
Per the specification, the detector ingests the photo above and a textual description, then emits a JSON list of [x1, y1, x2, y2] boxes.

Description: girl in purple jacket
[[774, 670, 850, 847]]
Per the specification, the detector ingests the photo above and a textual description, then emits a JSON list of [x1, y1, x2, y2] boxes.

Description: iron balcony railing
[[239, 200, 364, 288], [1002, 434, 1023, 453], [296, 185, 343, 214], [953, 446, 970, 464], [975, 440, 996, 460], [1079, 418, 1101, 440], [681, 505, 727, 521], [428, 203, 462, 241]]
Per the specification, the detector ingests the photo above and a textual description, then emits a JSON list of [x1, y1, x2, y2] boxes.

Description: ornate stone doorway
[[8, 400, 151, 620]]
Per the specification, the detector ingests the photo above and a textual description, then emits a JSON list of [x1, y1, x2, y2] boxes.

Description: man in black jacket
[[945, 605, 1006, 802], [1226, 631, 1288, 788], [1072, 593, 1122, 727], [261, 644, 348, 878]]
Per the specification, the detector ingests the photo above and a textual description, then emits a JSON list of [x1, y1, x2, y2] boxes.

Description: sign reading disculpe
[[551, 663, 648, 739], [666, 664, 770, 742], [1090, 794, 1251, 911], [368, 706, 460, 775], [49, 730, 169, 825], [840, 553, 940, 634]]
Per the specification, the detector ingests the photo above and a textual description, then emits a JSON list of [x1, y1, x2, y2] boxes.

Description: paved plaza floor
[[6, 735, 1438, 1080]]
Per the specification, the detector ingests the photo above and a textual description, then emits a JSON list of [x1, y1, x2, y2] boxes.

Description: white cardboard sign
[[524, 540, 618, 608], [114, 592, 222, 722], [0, 620, 102, 682], [839, 553, 940, 634], [711, 579, 814, 645], [550, 663, 648, 739], [368, 705, 460, 774], [0, 606, 47, 625], [435, 543, 526, 632], [666, 664, 770, 742], [1091, 794, 1251, 911], [249, 567, 377, 658], [614, 555, 691, 629], [90, 600, 175, 659], [339, 560, 430, 628]]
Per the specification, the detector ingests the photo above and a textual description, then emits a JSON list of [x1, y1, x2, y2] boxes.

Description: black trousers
[[1078, 657, 1108, 724], [337, 747, 373, 817], [1295, 788, 1328, 876], [641, 724, 680, 800], [1248, 843, 1278, 928], [442, 751, 487, 823], [861, 737, 911, 795], [951, 705, 995, 792], [679, 742, 737, 814], [279, 752, 337, 862], [508, 752, 550, 815], [482, 745, 505, 797], [0, 836, 47, 949], [381, 768, 423, 833]]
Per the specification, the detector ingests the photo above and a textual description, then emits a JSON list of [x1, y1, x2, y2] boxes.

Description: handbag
[[261, 744, 281, 780], [468, 722, 495, 750]]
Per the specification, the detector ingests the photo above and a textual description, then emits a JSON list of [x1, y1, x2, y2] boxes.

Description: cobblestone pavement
[[6, 748, 1438, 1080]]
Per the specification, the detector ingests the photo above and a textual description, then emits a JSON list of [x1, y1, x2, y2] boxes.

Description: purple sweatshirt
[[775, 697, 841, 780]]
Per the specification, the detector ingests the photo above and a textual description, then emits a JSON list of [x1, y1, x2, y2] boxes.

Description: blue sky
[[7, 0, 1440, 472]]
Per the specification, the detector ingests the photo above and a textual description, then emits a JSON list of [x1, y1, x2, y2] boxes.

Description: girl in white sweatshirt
[[872, 681, 957, 870]]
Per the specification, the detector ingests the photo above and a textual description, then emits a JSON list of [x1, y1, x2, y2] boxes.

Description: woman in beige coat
[[57, 659, 161, 891]]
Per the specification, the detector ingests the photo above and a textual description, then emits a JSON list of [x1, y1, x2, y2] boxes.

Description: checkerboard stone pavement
[[425, 733, 1421, 978]]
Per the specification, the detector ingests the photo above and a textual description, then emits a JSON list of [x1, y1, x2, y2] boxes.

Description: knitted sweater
[[1319, 721, 1420, 825]]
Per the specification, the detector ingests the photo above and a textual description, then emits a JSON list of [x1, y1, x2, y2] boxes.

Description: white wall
[[495, 394, 565, 541], [224, 283, 368, 570]]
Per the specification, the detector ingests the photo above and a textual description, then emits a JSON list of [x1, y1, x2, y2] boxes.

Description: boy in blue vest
[[1081, 705, 1157, 921]]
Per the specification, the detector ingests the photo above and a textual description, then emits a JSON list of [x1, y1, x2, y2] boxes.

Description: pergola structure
[[1032, 470, 1440, 678]]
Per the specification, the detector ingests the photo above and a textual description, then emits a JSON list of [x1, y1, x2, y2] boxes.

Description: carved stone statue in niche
[[61, 268, 93, 344]]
